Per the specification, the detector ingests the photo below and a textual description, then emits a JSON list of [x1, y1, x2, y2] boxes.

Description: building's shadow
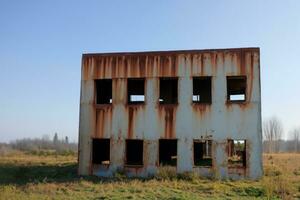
[[0, 162, 80, 185], [0, 162, 157, 186]]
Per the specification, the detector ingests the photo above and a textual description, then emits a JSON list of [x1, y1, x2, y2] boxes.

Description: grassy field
[[0, 152, 299, 200]]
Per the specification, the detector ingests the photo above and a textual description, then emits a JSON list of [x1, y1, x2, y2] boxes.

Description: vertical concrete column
[[144, 140, 158, 175], [111, 78, 127, 170], [248, 129, 263, 179], [177, 138, 193, 173], [145, 77, 159, 136], [214, 140, 228, 179], [78, 80, 95, 175], [144, 78, 159, 170], [176, 77, 193, 172], [110, 139, 125, 173], [249, 52, 263, 179]]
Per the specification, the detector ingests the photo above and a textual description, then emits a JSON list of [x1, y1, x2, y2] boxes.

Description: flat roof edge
[[82, 47, 260, 58]]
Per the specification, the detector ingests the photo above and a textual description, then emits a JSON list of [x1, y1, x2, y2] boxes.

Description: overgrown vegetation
[[0, 152, 299, 199]]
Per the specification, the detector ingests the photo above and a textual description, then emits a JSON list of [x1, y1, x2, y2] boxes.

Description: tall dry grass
[[262, 153, 300, 199], [0, 152, 299, 199]]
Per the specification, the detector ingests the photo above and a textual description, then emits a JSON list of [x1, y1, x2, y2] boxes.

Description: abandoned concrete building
[[78, 47, 263, 179]]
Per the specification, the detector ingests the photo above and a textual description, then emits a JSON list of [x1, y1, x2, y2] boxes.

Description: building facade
[[78, 48, 263, 179]]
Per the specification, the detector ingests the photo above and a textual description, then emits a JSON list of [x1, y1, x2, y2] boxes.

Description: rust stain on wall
[[127, 105, 146, 139], [95, 106, 112, 138], [248, 53, 255, 101], [164, 106, 176, 139], [146, 55, 154, 76], [225, 101, 252, 111], [158, 55, 178, 77], [238, 50, 246, 75], [83, 57, 91, 80], [157, 105, 177, 139], [210, 52, 217, 75], [127, 106, 135, 139], [192, 104, 211, 119], [200, 54, 205, 76]]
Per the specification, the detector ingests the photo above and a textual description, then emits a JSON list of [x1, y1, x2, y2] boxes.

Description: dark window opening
[[127, 79, 145, 104], [92, 138, 110, 165], [95, 79, 112, 104], [159, 139, 177, 166], [125, 140, 143, 166], [227, 76, 246, 102], [194, 140, 212, 166], [159, 78, 178, 104], [193, 77, 212, 103], [228, 139, 246, 167]]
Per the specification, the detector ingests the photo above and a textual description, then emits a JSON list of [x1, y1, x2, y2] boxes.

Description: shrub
[[293, 168, 300, 176], [155, 166, 177, 180], [264, 165, 282, 176], [177, 171, 198, 181], [244, 186, 264, 197], [262, 177, 276, 200], [113, 168, 126, 180], [275, 175, 293, 199]]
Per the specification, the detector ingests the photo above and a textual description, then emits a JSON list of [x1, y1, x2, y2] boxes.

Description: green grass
[[0, 152, 299, 199]]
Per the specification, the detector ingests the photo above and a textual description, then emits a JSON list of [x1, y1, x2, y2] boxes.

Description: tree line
[[1, 119, 299, 155], [0, 133, 77, 156], [263, 116, 300, 153]]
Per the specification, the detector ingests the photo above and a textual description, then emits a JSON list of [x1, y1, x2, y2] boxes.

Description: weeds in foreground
[[262, 154, 298, 200], [0, 152, 299, 199]]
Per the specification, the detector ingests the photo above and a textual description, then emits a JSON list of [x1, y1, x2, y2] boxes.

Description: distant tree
[[53, 133, 58, 145], [9, 135, 78, 153], [263, 117, 283, 153], [65, 136, 69, 144], [290, 128, 300, 152], [42, 134, 50, 141]]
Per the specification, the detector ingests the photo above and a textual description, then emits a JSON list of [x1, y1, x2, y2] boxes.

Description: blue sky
[[0, 0, 299, 142]]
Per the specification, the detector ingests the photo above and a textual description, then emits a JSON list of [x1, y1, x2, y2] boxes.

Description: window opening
[[227, 76, 246, 102], [128, 79, 145, 104], [159, 139, 177, 166], [92, 138, 110, 165], [95, 79, 112, 104], [125, 139, 143, 166], [159, 78, 178, 104], [194, 140, 212, 166], [193, 77, 212, 103], [228, 139, 246, 167]]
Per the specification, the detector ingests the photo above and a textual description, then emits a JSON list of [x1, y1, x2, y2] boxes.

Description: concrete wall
[[78, 48, 263, 179]]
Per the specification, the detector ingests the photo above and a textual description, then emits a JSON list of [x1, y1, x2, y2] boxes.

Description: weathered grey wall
[[78, 48, 262, 179]]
